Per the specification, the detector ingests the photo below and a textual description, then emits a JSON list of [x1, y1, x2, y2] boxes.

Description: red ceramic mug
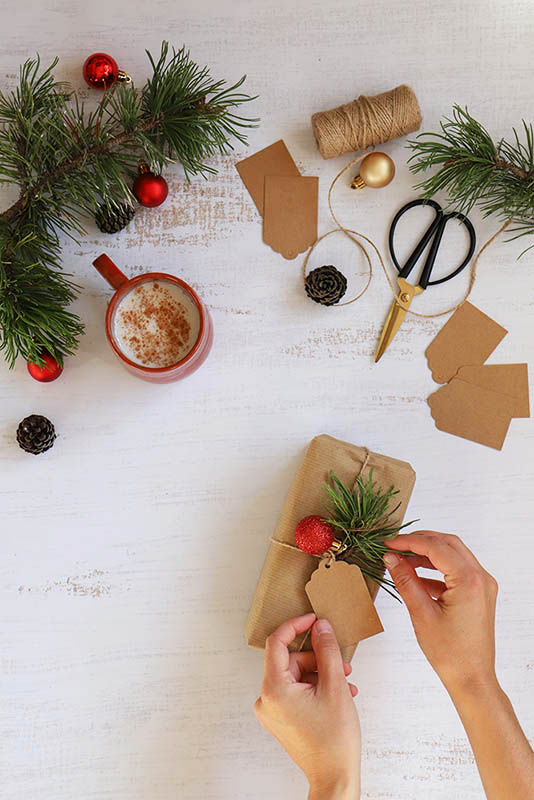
[[92, 254, 213, 383]]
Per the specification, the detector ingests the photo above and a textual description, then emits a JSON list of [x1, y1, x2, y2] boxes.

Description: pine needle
[[407, 105, 534, 256], [0, 42, 258, 367], [322, 470, 416, 600]]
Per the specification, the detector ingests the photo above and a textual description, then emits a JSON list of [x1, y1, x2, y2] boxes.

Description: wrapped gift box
[[245, 434, 416, 660]]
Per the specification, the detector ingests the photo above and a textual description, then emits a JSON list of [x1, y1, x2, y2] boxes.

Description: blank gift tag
[[428, 378, 518, 449], [305, 560, 383, 647], [263, 175, 318, 260], [455, 363, 530, 418], [425, 302, 508, 384], [235, 140, 300, 217]]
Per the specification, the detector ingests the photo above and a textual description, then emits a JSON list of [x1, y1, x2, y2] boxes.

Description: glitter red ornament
[[27, 351, 63, 382], [294, 515, 336, 555], [132, 165, 169, 208], [82, 53, 131, 90]]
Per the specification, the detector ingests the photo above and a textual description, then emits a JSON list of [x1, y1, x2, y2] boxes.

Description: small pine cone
[[16, 414, 56, 455], [95, 203, 136, 234], [305, 265, 347, 306]]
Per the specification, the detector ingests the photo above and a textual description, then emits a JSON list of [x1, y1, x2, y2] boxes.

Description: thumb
[[383, 553, 433, 617], [311, 619, 345, 689]]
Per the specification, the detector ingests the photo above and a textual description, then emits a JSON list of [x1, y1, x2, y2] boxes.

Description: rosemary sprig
[[322, 470, 415, 600]]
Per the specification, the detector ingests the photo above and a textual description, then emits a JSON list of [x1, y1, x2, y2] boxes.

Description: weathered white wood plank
[[1, 1, 533, 798]]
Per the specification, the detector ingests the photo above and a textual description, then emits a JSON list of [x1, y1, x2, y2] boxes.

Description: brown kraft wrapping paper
[[245, 434, 416, 660]]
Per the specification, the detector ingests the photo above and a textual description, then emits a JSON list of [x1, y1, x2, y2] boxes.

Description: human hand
[[384, 531, 498, 695], [254, 613, 361, 799]]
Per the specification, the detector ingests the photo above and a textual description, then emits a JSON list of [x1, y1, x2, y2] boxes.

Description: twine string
[[303, 152, 373, 307], [355, 448, 371, 480], [303, 153, 511, 318]]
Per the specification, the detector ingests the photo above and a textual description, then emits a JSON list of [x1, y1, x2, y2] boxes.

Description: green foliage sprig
[[0, 42, 257, 367], [407, 105, 534, 255], [323, 470, 414, 600]]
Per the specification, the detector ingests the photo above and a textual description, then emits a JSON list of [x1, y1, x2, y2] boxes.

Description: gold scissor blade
[[375, 300, 409, 363]]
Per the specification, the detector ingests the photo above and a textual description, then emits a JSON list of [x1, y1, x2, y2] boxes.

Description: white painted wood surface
[[1, 1, 533, 797]]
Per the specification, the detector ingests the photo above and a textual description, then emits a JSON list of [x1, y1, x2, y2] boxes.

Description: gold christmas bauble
[[351, 152, 395, 189]]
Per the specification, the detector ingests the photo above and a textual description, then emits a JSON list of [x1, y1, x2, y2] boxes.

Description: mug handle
[[93, 253, 128, 290]]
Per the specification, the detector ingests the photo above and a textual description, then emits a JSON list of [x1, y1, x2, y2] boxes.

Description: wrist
[[308, 770, 360, 800], [444, 671, 502, 707]]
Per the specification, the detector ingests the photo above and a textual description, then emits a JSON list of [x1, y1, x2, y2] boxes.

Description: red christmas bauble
[[83, 53, 120, 90], [295, 515, 336, 555], [132, 170, 169, 208], [27, 351, 63, 382]]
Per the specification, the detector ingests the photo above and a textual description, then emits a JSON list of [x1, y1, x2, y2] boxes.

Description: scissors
[[375, 199, 476, 362]]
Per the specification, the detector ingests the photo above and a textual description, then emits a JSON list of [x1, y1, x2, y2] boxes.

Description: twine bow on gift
[[268, 536, 342, 566]]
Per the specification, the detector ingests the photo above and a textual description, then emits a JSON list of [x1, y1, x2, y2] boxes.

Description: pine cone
[[95, 203, 136, 234], [305, 265, 347, 306], [16, 414, 56, 455]]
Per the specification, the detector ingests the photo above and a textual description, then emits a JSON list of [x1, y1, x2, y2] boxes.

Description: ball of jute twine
[[311, 85, 422, 160], [303, 152, 511, 317]]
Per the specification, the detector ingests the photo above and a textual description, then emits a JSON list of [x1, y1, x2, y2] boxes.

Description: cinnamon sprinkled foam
[[113, 281, 200, 368]]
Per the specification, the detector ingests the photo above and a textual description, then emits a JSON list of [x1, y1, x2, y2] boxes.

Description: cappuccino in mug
[[113, 280, 201, 368]]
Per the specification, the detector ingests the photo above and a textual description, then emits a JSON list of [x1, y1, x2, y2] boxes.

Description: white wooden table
[[1, 1, 533, 797]]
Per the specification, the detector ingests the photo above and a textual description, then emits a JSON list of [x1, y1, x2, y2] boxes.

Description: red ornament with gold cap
[[27, 350, 63, 382], [132, 164, 169, 208], [294, 515, 336, 555], [82, 52, 131, 90]]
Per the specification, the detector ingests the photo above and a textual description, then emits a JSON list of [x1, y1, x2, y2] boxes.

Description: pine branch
[[407, 105, 534, 255], [322, 470, 415, 599], [0, 226, 84, 366], [2, 117, 160, 224], [0, 43, 258, 367]]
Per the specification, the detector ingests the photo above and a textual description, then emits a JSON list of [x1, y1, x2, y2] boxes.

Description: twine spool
[[311, 84, 422, 159]]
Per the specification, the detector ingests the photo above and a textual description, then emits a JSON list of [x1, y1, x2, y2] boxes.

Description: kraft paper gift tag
[[244, 434, 416, 661], [263, 175, 319, 260], [428, 379, 518, 450], [306, 560, 384, 647], [426, 302, 508, 384], [455, 363, 530, 418], [235, 140, 300, 216]]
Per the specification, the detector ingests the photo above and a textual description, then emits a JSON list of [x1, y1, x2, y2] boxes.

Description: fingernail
[[315, 619, 332, 634], [384, 553, 400, 569]]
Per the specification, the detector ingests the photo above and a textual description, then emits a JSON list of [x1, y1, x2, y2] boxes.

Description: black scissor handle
[[389, 199, 442, 280], [389, 198, 476, 289], [426, 211, 476, 287]]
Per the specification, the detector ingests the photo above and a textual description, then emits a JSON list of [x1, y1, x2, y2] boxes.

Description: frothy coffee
[[113, 280, 201, 368]]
